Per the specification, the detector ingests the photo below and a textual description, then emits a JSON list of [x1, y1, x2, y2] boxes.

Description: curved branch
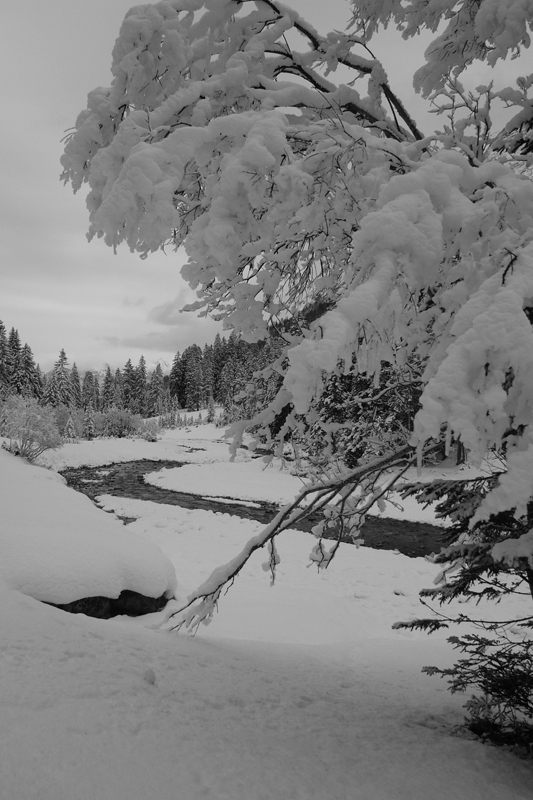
[[165, 442, 442, 632]]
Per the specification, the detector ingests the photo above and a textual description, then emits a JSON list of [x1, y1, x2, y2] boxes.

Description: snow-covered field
[[1, 427, 531, 799]]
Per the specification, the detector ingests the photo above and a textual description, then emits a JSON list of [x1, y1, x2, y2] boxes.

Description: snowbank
[[0, 448, 176, 604]]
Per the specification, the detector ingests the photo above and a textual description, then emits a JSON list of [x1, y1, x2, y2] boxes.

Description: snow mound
[[0, 448, 177, 604]]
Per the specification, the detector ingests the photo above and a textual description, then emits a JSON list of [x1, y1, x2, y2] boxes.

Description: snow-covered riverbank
[[0, 428, 530, 799]]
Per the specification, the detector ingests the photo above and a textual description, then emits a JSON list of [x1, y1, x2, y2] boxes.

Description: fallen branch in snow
[[166, 442, 442, 633]]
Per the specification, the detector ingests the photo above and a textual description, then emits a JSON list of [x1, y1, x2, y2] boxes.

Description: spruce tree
[[43, 349, 72, 407], [83, 402, 96, 440], [82, 371, 98, 410], [122, 359, 136, 412], [202, 344, 214, 406], [135, 355, 148, 416], [6, 328, 22, 389], [19, 344, 42, 399], [70, 363, 82, 408], [212, 334, 225, 402], [113, 368, 123, 408], [101, 366, 114, 411], [0, 320, 9, 396], [183, 345, 203, 411], [206, 394, 216, 424], [64, 414, 78, 441], [148, 363, 165, 416], [169, 351, 184, 405]]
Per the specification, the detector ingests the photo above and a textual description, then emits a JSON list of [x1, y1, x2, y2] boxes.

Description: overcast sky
[[0, 0, 517, 372]]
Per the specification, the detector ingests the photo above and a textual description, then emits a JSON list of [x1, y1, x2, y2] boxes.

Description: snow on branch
[[165, 443, 432, 632]]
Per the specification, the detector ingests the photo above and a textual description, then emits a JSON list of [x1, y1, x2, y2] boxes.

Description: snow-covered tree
[[70, 362, 83, 409], [101, 365, 115, 411], [63, 0, 533, 630], [18, 344, 42, 399], [44, 350, 72, 408], [82, 370, 100, 411], [182, 345, 204, 410], [169, 351, 183, 403], [113, 367, 124, 408], [122, 359, 136, 412], [148, 363, 165, 415], [6, 328, 22, 391], [64, 413, 78, 442], [135, 355, 148, 416], [83, 402, 96, 440], [0, 320, 9, 398]]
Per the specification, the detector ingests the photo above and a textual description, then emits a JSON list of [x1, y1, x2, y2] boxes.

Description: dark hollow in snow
[[61, 459, 449, 559], [49, 590, 170, 619]]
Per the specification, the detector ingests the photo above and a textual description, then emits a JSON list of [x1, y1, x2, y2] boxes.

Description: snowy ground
[[1, 428, 531, 799]]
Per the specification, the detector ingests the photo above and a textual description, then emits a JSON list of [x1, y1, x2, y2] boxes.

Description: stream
[[60, 459, 450, 558]]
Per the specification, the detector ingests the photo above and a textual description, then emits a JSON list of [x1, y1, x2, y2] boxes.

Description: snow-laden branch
[[165, 442, 436, 632]]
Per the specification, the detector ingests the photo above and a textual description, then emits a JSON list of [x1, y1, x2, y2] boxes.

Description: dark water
[[60, 459, 449, 558]]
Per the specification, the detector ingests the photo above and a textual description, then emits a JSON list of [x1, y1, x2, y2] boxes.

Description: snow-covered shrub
[[137, 418, 159, 441], [99, 407, 140, 438], [1, 396, 62, 461]]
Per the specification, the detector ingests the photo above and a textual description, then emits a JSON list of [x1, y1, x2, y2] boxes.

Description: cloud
[[148, 289, 195, 326], [122, 296, 146, 308], [100, 313, 222, 353]]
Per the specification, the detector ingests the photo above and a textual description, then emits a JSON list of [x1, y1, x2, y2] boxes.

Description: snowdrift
[[0, 447, 177, 605]]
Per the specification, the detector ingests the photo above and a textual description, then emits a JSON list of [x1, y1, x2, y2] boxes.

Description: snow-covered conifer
[[169, 351, 183, 404], [101, 366, 115, 411], [82, 370, 99, 411], [44, 349, 72, 408], [123, 359, 137, 412], [148, 363, 165, 416], [135, 356, 148, 416], [82, 402, 96, 440], [70, 363, 82, 409], [113, 368, 124, 408]]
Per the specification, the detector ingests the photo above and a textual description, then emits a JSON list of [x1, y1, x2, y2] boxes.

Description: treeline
[[0, 320, 283, 421], [169, 332, 283, 416]]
